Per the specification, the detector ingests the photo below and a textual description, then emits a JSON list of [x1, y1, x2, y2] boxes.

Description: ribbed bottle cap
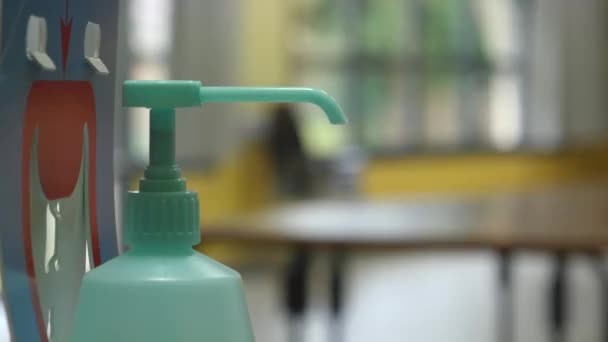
[[124, 191, 200, 246]]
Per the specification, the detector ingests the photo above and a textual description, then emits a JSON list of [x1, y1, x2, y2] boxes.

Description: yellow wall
[[177, 144, 608, 222], [184, 144, 276, 223], [362, 145, 608, 197]]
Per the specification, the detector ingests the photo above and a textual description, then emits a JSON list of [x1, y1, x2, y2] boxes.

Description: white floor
[[242, 251, 603, 342], [0, 305, 7, 342]]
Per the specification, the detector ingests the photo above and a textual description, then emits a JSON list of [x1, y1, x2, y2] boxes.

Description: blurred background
[[120, 0, 608, 342], [4, 0, 608, 341]]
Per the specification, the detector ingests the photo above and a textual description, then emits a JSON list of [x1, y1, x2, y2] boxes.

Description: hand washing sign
[[0, 1, 119, 341]]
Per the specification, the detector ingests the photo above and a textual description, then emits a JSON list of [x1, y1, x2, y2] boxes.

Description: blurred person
[[267, 104, 313, 199]]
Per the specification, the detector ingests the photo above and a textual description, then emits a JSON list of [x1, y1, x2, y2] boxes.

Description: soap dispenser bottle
[[71, 80, 346, 342]]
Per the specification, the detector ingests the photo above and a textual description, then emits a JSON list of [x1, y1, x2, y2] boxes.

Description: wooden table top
[[201, 185, 608, 252]]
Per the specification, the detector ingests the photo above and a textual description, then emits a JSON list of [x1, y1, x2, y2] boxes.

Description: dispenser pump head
[[123, 80, 346, 191], [122, 80, 346, 245]]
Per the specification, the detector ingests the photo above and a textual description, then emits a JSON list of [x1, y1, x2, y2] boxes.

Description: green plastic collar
[[125, 191, 199, 246]]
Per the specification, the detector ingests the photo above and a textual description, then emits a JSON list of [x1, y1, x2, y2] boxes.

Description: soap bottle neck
[[129, 240, 195, 256]]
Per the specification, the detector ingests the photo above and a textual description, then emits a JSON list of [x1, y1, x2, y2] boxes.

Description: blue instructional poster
[[0, 1, 119, 341]]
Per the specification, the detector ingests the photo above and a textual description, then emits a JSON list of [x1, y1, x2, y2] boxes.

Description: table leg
[[591, 251, 607, 342], [330, 250, 346, 342], [498, 249, 513, 342], [285, 247, 311, 342], [549, 252, 567, 342]]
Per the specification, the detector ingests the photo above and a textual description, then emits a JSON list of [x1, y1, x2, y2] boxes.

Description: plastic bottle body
[[71, 245, 254, 342]]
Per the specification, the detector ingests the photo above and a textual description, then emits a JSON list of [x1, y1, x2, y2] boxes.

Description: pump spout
[[200, 87, 347, 124], [123, 81, 347, 124]]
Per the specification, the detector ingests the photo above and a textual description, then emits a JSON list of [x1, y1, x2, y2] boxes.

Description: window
[[290, 0, 535, 156]]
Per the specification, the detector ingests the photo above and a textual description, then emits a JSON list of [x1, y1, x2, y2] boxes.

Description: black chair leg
[[330, 250, 346, 342], [285, 247, 310, 342], [590, 251, 607, 342], [550, 252, 567, 342], [498, 249, 513, 342]]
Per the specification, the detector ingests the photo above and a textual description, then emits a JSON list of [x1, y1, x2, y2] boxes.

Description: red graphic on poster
[[21, 81, 100, 341]]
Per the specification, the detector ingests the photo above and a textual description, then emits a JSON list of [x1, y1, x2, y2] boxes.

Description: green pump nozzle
[[123, 80, 346, 194], [124, 80, 346, 123]]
